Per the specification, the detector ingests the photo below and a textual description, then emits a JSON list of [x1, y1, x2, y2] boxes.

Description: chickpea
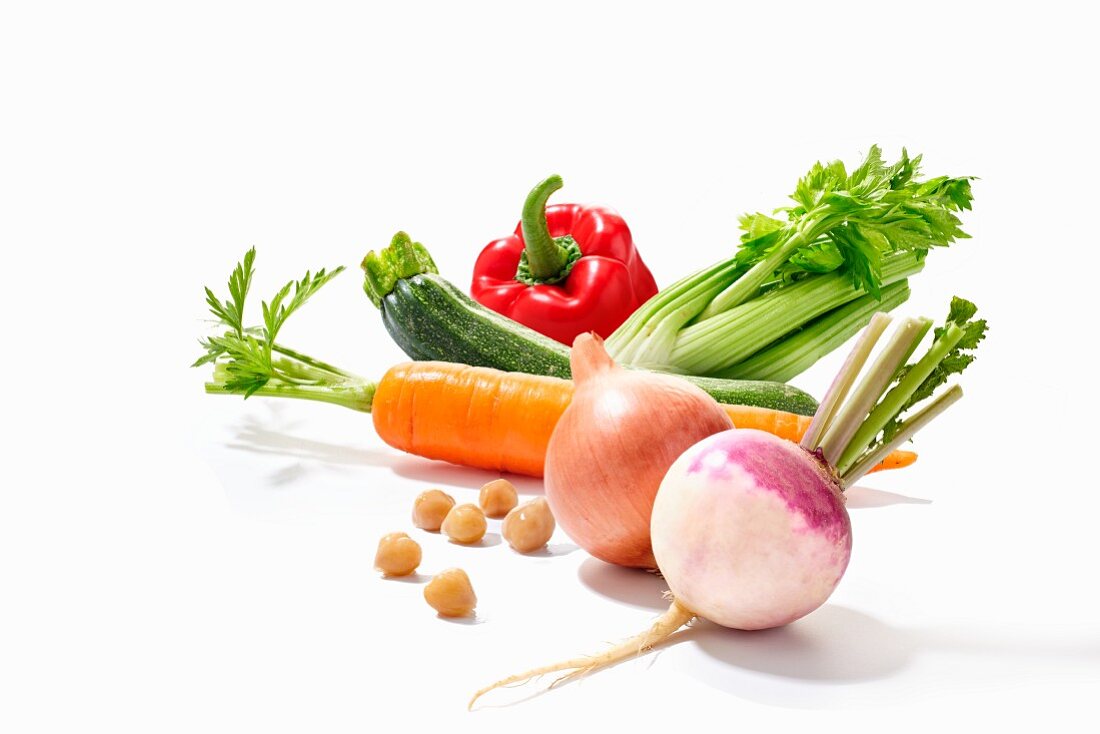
[[502, 497, 556, 553], [478, 478, 518, 518], [412, 488, 455, 531], [374, 532, 422, 577], [424, 568, 477, 617], [441, 503, 487, 545]]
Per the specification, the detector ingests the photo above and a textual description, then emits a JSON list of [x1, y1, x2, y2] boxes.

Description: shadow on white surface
[[578, 557, 669, 611], [576, 558, 1100, 710], [388, 458, 544, 495], [449, 532, 503, 549], [224, 415, 395, 470], [845, 484, 932, 509], [523, 542, 580, 558], [683, 611, 1100, 709], [436, 613, 486, 626], [576, 562, 913, 698], [686, 605, 912, 683], [383, 573, 429, 584], [222, 410, 544, 493]]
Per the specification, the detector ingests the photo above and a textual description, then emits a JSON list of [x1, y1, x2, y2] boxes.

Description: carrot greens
[[194, 249, 374, 411]]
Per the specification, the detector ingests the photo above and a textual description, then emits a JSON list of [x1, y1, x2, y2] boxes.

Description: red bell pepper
[[470, 175, 659, 345]]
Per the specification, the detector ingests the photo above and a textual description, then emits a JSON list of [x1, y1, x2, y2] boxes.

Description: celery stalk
[[716, 281, 911, 382], [666, 251, 924, 375]]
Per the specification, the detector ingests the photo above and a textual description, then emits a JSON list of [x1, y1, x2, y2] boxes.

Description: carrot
[[373, 362, 572, 477], [868, 449, 918, 473], [372, 362, 914, 477]]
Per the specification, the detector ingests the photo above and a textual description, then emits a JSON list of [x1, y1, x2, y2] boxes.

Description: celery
[[604, 146, 974, 379], [667, 250, 924, 374], [718, 281, 911, 382]]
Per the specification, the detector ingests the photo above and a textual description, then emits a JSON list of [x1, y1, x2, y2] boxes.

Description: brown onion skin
[[544, 334, 734, 569]]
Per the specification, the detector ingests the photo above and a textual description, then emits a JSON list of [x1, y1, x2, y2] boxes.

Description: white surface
[[2, 1, 1098, 731]]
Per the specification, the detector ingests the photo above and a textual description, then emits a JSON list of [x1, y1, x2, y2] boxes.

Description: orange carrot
[[372, 362, 914, 477], [373, 362, 572, 477], [868, 449, 918, 473]]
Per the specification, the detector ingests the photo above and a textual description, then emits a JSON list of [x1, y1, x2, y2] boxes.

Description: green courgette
[[362, 233, 819, 416]]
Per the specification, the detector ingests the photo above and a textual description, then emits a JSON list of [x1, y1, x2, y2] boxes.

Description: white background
[[2, 1, 1098, 731]]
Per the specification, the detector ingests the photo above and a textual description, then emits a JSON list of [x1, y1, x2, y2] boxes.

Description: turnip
[[652, 428, 853, 631], [470, 301, 986, 708]]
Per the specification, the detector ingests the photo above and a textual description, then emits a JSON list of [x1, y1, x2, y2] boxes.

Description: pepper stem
[[517, 175, 582, 284]]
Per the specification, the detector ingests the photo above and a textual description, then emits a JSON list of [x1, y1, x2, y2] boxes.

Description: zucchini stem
[[361, 232, 438, 307]]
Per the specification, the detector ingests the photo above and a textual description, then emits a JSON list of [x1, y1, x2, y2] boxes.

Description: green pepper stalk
[[516, 175, 583, 285]]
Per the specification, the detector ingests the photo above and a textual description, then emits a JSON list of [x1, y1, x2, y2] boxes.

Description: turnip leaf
[[881, 297, 986, 443]]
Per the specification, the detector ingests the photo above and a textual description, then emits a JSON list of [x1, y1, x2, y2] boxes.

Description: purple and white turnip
[[652, 428, 852, 631]]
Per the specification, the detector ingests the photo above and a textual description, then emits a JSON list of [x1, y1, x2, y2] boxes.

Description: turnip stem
[[835, 322, 964, 475], [801, 312, 892, 452], [818, 317, 929, 466], [468, 599, 695, 710], [842, 385, 963, 487]]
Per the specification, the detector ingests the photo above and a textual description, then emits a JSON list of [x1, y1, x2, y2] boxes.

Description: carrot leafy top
[[193, 250, 373, 412]]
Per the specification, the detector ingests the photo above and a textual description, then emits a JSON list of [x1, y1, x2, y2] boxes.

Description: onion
[[543, 333, 733, 568]]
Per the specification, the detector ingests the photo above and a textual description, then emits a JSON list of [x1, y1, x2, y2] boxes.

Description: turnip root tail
[[468, 599, 695, 710]]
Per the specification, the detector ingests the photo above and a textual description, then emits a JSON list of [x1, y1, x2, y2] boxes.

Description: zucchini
[[362, 233, 819, 416]]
